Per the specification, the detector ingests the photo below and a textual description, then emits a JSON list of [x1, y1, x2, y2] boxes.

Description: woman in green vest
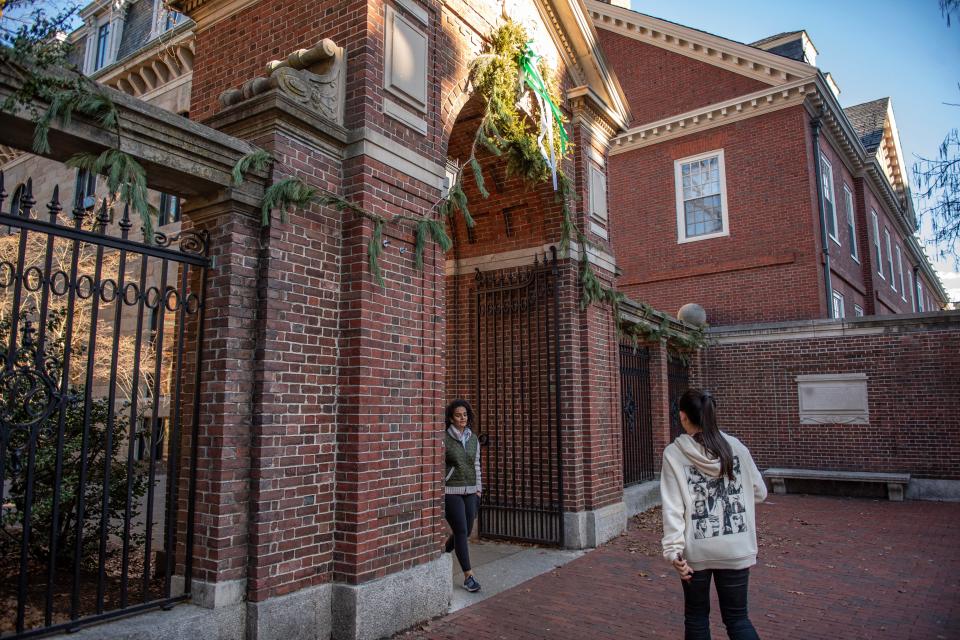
[[443, 399, 482, 592]]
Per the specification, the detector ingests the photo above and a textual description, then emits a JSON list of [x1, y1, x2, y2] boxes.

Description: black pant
[[444, 493, 478, 572], [682, 568, 760, 640]]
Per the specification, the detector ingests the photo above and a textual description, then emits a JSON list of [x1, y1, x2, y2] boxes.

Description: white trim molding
[[610, 79, 816, 154], [586, 0, 815, 86], [674, 149, 729, 244]]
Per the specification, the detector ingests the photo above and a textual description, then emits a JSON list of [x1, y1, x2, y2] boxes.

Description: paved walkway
[[398, 495, 960, 640]]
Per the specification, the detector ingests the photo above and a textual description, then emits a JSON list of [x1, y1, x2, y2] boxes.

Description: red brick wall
[[859, 182, 917, 315], [817, 139, 869, 316], [608, 106, 825, 326], [244, 136, 342, 601], [692, 315, 960, 480], [595, 28, 768, 126]]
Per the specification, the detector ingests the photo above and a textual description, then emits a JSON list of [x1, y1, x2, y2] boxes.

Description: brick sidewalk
[[398, 495, 960, 640]]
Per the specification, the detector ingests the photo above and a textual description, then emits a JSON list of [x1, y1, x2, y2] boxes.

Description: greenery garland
[[11, 14, 706, 357]]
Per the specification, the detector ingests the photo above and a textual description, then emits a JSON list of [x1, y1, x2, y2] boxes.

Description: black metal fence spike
[[48, 185, 62, 220], [119, 203, 133, 235], [20, 177, 36, 217]]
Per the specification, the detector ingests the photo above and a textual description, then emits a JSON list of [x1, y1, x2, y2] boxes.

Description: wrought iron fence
[[667, 353, 690, 442], [620, 344, 654, 486], [474, 249, 563, 546], [0, 174, 209, 638]]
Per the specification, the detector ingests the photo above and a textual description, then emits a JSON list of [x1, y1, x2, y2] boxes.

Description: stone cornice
[[0, 62, 265, 203], [567, 85, 619, 140], [617, 297, 699, 340], [586, 0, 814, 86], [707, 311, 960, 344], [610, 78, 817, 154], [168, 0, 257, 32], [539, 0, 631, 131], [93, 26, 195, 100]]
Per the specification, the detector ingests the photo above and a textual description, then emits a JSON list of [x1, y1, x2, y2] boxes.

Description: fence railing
[[620, 344, 654, 486], [0, 173, 209, 638]]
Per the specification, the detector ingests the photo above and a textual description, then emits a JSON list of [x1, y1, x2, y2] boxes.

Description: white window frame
[[884, 229, 895, 290], [832, 290, 845, 319], [94, 21, 111, 71], [820, 155, 840, 245], [674, 149, 730, 244], [843, 185, 858, 262], [872, 210, 883, 279], [909, 271, 916, 311], [918, 281, 925, 312], [853, 304, 864, 317], [896, 246, 905, 301]]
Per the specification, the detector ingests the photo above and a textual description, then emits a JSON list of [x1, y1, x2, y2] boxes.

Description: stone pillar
[[649, 338, 672, 473], [204, 51, 449, 635], [559, 95, 627, 549], [178, 192, 262, 611]]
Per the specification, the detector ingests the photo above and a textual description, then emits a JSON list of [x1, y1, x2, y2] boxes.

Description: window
[[884, 229, 894, 290], [909, 271, 916, 311], [95, 23, 110, 70], [832, 290, 845, 319], [820, 156, 839, 244], [918, 281, 924, 312], [163, 10, 182, 31], [872, 211, 883, 278], [853, 304, 864, 317], [675, 150, 729, 242], [843, 185, 858, 261], [896, 246, 905, 301], [74, 168, 97, 210], [158, 193, 181, 226], [588, 165, 608, 239]]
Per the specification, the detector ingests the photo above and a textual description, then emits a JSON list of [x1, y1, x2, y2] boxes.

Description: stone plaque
[[384, 5, 428, 112], [796, 373, 869, 424]]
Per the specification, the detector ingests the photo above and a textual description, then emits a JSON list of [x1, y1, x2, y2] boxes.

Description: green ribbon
[[517, 41, 565, 191], [518, 41, 568, 154]]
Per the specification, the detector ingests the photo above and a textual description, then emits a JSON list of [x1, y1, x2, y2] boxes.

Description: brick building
[[1, 1, 633, 639], [2, 2, 957, 640], [588, 1, 950, 326]]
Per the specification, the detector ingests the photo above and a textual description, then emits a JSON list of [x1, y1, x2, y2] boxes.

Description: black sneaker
[[444, 535, 455, 553], [463, 576, 481, 593]]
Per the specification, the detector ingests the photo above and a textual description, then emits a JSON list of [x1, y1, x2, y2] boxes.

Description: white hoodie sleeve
[[746, 449, 767, 503], [660, 452, 686, 564]]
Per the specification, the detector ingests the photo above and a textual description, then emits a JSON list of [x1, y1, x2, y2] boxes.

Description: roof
[[844, 97, 890, 154], [750, 31, 803, 47]]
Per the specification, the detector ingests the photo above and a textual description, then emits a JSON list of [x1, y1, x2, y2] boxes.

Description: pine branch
[[232, 148, 273, 186]]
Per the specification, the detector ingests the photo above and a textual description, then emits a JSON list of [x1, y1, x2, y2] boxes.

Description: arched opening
[[444, 93, 567, 547]]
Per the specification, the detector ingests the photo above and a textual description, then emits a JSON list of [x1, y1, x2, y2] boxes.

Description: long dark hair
[[677, 389, 735, 481], [445, 399, 474, 429]]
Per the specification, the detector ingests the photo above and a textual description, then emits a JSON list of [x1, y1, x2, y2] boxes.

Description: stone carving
[[219, 38, 345, 126]]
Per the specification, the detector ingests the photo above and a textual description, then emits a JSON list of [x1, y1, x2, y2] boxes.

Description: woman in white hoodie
[[661, 389, 767, 640]]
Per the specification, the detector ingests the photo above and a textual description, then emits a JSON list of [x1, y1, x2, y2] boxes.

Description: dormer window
[[95, 23, 110, 70], [164, 10, 182, 32]]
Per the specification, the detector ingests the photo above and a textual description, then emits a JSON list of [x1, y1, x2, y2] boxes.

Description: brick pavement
[[397, 495, 960, 640]]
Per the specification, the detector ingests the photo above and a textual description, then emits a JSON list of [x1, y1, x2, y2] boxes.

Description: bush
[[1, 311, 148, 569]]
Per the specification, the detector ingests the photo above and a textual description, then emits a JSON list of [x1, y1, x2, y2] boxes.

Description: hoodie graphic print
[[687, 457, 749, 539], [661, 432, 767, 571]]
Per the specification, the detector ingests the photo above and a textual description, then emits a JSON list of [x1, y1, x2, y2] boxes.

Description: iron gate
[[0, 174, 209, 638], [667, 353, 690, 441], [619, 344, 654, 485], [474, 249, 563, 546]]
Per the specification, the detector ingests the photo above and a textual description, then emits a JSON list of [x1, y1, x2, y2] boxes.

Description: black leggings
[[444, 493, 478, 572]]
